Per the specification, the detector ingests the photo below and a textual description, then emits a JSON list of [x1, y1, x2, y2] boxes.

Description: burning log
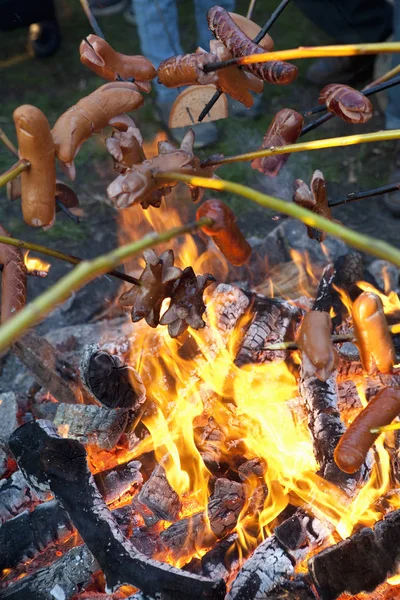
[[10, 421, 226, 599], [80, 345, 146, 411], [234, 294, 300, 366], [210, 283, 250, 345], [0, 460, 142, 570], [184, 533, 239, 581], [308, 508, 400, 599], [0, 470, 39, 524], [138, 463, 181, 522]]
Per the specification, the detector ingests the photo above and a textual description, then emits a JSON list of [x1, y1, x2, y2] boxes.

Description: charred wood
[[312, 264, 335, 313], [207, 478, 245, 538], [0, 392, 18, 444], [235, 295, 300, 366], [184, 533, 239, 581], [210, 284, 250, 344], [138, 463, 181, 522], [0, 470, 39, 524], [11, 421, 225, 599]]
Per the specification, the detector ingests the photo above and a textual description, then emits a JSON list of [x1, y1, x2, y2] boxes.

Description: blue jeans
[[387, 1, 400, 129], [132, 0, 235, 103]]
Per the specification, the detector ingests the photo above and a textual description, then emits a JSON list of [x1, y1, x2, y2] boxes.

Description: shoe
[[384, 155, 400, 217], [28, 20, 61, 58], [123, 6, 136, 25], [89, 0, 127, 17], [306, 56, 375, 87], [157, 102, 218, 149], [228, 93, 263, 119]]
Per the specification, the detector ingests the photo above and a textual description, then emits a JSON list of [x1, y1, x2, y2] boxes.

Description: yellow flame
[[23, 251, 51, 273], [357, 280, 400, 316]]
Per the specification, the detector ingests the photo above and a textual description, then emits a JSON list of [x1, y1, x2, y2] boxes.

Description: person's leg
[[195, 0, 235, 51], [386, 1, 400, 130]]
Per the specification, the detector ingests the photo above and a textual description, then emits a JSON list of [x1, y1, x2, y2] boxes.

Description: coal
[[138, 463, 181, 522], [0, 470, 40, 524], [0, 392, 18, 444]]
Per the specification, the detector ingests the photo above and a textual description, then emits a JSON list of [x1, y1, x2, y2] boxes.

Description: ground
[[0, 0, 398, 331]]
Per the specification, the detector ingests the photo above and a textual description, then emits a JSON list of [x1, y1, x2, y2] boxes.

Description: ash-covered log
[[10, 421, 226, 599], [1, 544, 98, 600], [12, 330, 92, 405], [210, 284, 250, 345], [0, 392, 18, 444], [137, 462, 181, 522], [0, 470, 40, 524], [235, 294, 301, 366], [0, 460, 142, 570], [308, 508, 400, 599], [81, 345, 146, 414], [184, 533, 239, 581]]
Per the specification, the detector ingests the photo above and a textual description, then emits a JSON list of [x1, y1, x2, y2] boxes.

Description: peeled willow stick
[[0, 128, 18, 157], [0, 234, 140, 286], [201, 129, 400, 168], [0, 219, 212, 354], [0, 159, 30, 188], [203, 42, 400, 73]]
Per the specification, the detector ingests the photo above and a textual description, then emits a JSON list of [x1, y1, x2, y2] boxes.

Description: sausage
[[52, 82, 143, 179], [196, 199, 251, 266], [229, 12, 274, 51], [296, 311, 338, 381], [106, 116, 145, 172], [334, 387, 400, 473], [293, 170, 332, 242], [352, 291, 396, 375], [13, 105, 56, 227], [157, 52, 218, 88], [79, 35, 156, 85], [251, 109, 304, 177], [0, 225, 27, 323], [319, 84, 373, 124], [207, 6, 298, 84]]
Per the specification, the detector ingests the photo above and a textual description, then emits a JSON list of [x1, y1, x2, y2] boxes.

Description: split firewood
[[52, 82, 144, 180], [207, 6, 298, 84], [106, 114, 145, 172], [138, 463, 181, 522], [80, 34, 156, 91], [251, 108, 304, 177], [293, 170, 333, 242], [9, 420, 226, 599], [196, 199, 252, 266], [319, 84, 373, 124], [13, 105, 56, 227], [352, 291, 396, 375], [297, 311, 339, 382], [107, 129, 216, 209]]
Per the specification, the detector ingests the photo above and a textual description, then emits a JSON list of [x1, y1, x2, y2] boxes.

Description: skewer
[[198, 0, 293, 122]]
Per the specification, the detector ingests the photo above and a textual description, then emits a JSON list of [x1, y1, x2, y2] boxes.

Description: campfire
[[3, 1, 400, 599]]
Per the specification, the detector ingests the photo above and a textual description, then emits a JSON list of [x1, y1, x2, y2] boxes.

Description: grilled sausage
[[334, 387, 400, 473], [157, 53, 218, 88], [52, 82, 143, 179], [196, 199, 251, 266], [319, 84, 373, 124], [0, 225, 27, 323], [293, 170, 332, 242], [252, 108, 304, 177], [352, 291, 396, 375], [297, 310, 339, 381], [80, 35, 156, 87], [13, 105, 56, 227], [207, 6, 297, 84]]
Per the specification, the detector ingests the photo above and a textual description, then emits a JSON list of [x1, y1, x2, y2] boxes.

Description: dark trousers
[[0, 0, 56, 30]]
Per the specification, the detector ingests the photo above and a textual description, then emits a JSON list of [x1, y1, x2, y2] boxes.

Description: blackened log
[[312, 264, 335, 313], [95, 459, 142, 504], [266, 576, 317, 600], [235, 295, 300, 366], [184, 534, 239, 581], [207, 478, 245, 538], [53, 403, 129, 450], [159, 512, 210, 559], [11, 420, 225, 600], [308, 508, 400, 599], [0, 470, 39, 524], [12, 330, 92, 405], [226, 536, 294, 600], [0, 544, 98, 600], [138, 463, 181, 522], [80, 345, 146, 413]]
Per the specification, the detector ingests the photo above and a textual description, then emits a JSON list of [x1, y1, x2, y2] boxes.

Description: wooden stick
[[0, 218, 212, 354], [156, 172, 400, 267], [0, 159, 30, 188], [329, 181, 400, 207], [246, 0, 257, 19], [364, 62, 400, 90], [203, 42, 400, 73], [201, 129, 400, 168], [0, 128, 18, 157]]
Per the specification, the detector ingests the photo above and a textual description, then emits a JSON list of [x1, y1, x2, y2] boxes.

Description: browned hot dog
[[52, 82, 143, 179], [296, 310, 339, 381], [251, 109, 304, 177], [334, 387, 400, 473], [13, 105, 56, 227], [352, 291, 396, 375], [157, 53, 218, 88], [196, 199, 251, 266], [319, 84, 373, 124], [0, 225, 27, 323], [79, 35, 156, 86], [207, 6, 297, 84]]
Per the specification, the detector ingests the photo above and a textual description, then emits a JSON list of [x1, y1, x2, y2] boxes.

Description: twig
[[156, 172, 400, 266], [301, 112, 333, 136], [364, 62, 400, 90], [246, 0, 257, 19], [203, 42, 400, 74], [0, 234, 141, 286], [0, 128, 18, 157], [201, 129, 400, 168], [329, 181, 400, 207], [55, 198, 81, 224], [79, 0, 105, 38], [0, 218, 213, 354], [0, 159, 30, 188], [198, 0, 292, 122]]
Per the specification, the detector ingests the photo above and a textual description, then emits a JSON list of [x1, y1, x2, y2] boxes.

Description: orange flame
[[23, 251, 51, 274]]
